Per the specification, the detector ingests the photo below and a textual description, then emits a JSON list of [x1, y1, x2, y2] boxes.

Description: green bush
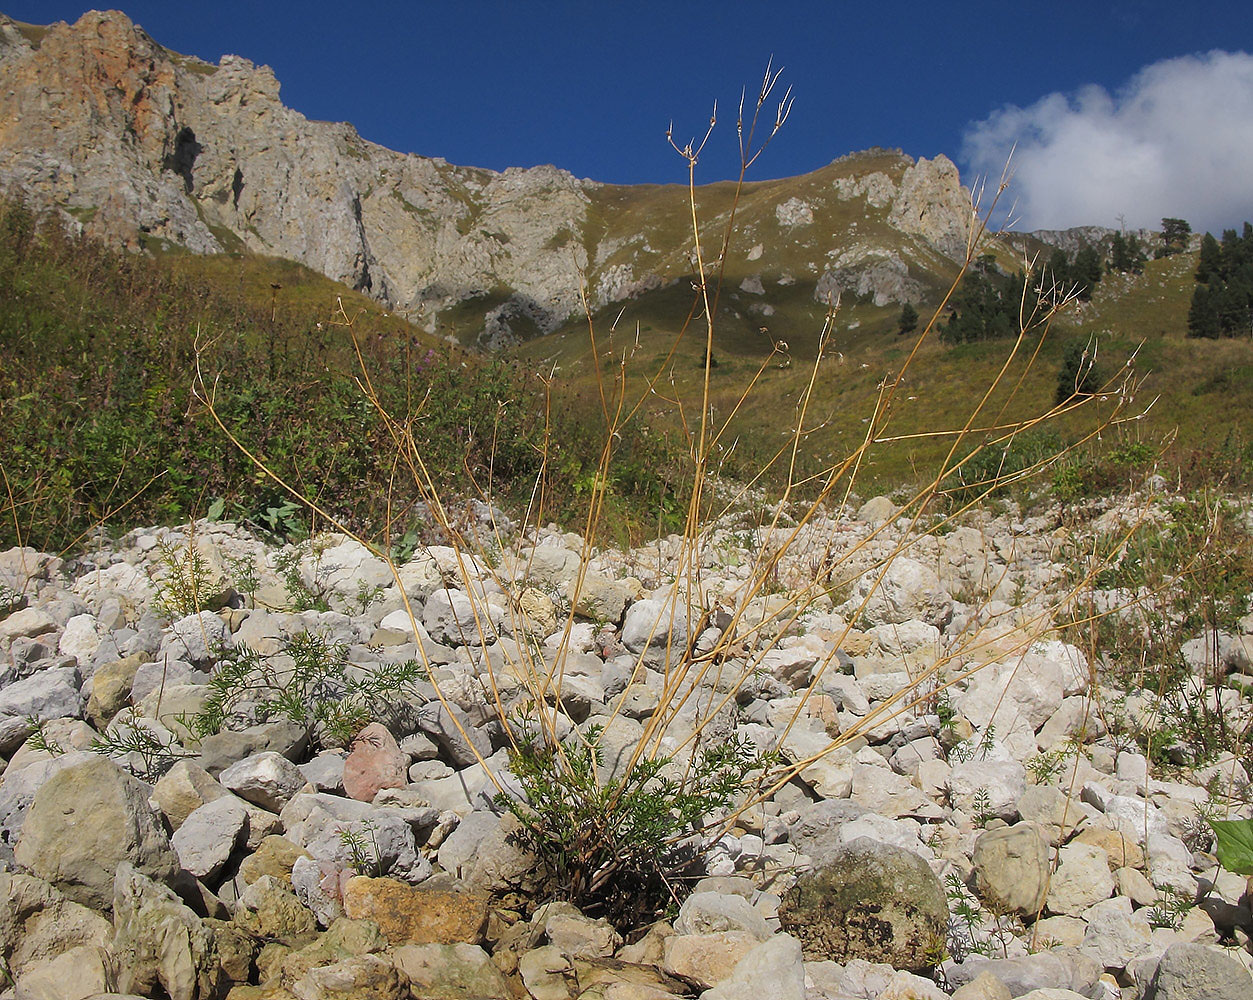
[[187, 630, 426, 748], [499, 724, 773, 927], [151, 538, 222, 618], [1051, 461, 1094, 503], [1107, 440, 1153, 468]]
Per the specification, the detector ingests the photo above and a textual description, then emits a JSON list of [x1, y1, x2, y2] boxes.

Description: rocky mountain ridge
[[0, 9, 982, 347]]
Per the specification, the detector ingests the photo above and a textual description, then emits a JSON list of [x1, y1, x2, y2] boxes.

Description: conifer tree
[[1126, 233, 1147, 273], [1158, 218, 1191, 257], [1188, 285, 1220, 338], [1196, 233, 1222, 284], [1109, 232, 1128, 273], [1073, 246, 1102, 300], [1109, 232, 1147, 274], [1044, 249, 1070, 303], [897, 301, 919, 335], [1056, 339, 1101, 403], [939, 267, 1040, 344], [1189, 223, 1253, 337]]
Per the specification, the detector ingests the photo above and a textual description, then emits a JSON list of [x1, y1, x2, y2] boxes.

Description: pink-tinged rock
[[342, 723, 408, 802]]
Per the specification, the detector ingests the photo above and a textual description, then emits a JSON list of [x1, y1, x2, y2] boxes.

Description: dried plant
[[193, 68, 1143, 928]]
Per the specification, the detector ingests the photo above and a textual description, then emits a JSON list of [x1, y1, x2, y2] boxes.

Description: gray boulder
[[13, 756, 180, 909], [160, 610, 230, 667], [298, 535, 394, 602], [436, 810, 497, 879], [0, 870, 113, 982], [170, 795, 249, 881], [1046, 843, 1114, 917], [945, 950, 1103, 999], [845, 557, 953, 629], [112, 862, 220, 1000], [0, 665, 84, 721], [1080, 897, 1152, 971], [674, 891, 772, 940], [0, 749, 98, 862], [299, 750, 348, 793], [777, 837, 947, 973], [459, 811, 543, 896], [279, 791, 377, 849], [786, 799, 868, 860], [11, 943, 111, 1000], [423, 587, 498, 645], [0, 605, 56, 642], [130, 657, 208, 704], [305, 810, 429, 883], [291, 854, 344, 928], [0, 714, 35, 755], [1141, 942, 1253, 1000], [702, 932, 806, 1000], [949, 758, 1027, 823], [392, 942, 515, 1000], [218, 750, 308, 811], [621, 598, 691, 667], [972, 823, 1050, 916], [195, 718, 309, 776], [416, 701, 492, 769]]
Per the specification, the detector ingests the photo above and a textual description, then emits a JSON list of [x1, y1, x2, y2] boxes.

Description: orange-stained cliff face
[[35, 12, 176, 150], [0, 9, 599, 318], [0, 11, 216, 252], [0, 12, 166, 143]]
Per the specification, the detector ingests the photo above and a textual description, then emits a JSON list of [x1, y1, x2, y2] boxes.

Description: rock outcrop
[[887, 154, 974, 260], [0, 10, 589, 335], [0, 11, 976, 343]]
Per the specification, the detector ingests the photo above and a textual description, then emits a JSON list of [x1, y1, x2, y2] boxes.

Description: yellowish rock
[[340, 876, 489, 945]]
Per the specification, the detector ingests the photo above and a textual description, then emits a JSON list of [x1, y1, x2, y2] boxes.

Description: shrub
[[499, 725, 772, 926], [1051, 460, 1095, 503], [89, 712, 191, 782], [152, 536, 221, 619], [186, 630, 426, 749]]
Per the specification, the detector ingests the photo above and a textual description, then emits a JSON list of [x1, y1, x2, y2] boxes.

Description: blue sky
[[8, 2, 1253, 232]]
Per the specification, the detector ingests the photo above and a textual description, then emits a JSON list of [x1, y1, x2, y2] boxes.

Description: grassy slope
[[513, 225, 1253, 494], [0, 208, 588, 549], [5, 186, 1250, 556], [498, 150, 1248, 495], [1068, 251, 1253, 459]]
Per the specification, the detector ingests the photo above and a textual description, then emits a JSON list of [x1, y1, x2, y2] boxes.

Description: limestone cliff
[[0, 10, 589, 336], [887, 155, 974, 260], [0, 11, 978, 344]]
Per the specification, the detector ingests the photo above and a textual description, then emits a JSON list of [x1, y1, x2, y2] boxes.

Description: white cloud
[[962, 51, 1253, 234]]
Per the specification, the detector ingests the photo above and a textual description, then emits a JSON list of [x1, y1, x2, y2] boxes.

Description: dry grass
[[192, 69, 1146, 925]]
